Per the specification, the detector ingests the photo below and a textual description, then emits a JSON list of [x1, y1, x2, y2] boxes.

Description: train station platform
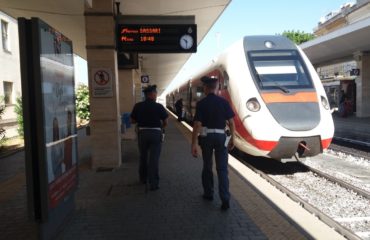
[[0, 116, 345, 240]]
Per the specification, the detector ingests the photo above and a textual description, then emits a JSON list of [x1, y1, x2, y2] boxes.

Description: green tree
[[281, 30, 315, 45], [75, 84, 90, 122], [14, 97, 24, 137]]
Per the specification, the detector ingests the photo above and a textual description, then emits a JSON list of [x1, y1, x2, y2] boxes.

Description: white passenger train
[[167, 35, 334, 160]]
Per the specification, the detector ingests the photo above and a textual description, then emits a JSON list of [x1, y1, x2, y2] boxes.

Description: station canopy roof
[[0, 0, 230, 94], [301, 17, 370, 67]]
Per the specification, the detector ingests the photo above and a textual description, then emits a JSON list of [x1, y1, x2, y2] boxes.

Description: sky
[[161, 0, 351, 96], [74, 55, 88, 86]]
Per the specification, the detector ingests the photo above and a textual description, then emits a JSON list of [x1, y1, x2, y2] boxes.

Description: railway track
[[297, 158, 370, 200], [232, 150, 370, 240], [331, 137, 370, 158]]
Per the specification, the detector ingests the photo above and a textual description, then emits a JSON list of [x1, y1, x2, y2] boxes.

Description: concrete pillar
[[119, 70, 135, 113], [135, 82, 143, 103], [118, 65, 143, 114], [133, 70, 143, 103], [354, 51, 370, 117], [85, 0, 121, 168]]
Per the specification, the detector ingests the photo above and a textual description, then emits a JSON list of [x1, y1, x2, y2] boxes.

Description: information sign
[[117, 24, 197, 53], [141, 75, 149, 83]]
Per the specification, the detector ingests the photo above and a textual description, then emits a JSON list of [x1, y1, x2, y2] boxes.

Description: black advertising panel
[[18, 18, 78, 240], [117, 24, 197, 53], [117, 51, 138, 69]]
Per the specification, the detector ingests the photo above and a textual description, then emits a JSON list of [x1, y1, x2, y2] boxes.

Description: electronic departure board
[[117, 24, 197, 53]]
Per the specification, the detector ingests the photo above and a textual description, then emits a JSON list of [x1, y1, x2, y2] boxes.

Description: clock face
[[180, 34, 194, 50]]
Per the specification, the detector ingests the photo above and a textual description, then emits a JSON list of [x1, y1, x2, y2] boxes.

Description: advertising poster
[[38, 22, 78, 209]]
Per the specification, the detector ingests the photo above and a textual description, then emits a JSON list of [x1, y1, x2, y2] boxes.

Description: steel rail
[[329, 144, 370, 161], [237, 155, 362, 240], [296, 157, 370, 200]]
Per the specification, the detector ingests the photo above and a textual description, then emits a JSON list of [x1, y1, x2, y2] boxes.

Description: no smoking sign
[[92, 68, 113, 97], [94, 70, 110, 86]]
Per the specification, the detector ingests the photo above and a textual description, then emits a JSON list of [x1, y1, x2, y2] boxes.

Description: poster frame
[[18, 17, 78, 240]]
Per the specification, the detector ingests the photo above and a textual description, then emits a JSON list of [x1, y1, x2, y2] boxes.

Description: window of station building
[[3, 81, 13, 104], [1, 20, 10, 52]]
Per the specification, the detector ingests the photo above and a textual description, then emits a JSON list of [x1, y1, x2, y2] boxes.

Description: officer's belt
[[139, 127, 161, 131], [206, 129, 225, 134]]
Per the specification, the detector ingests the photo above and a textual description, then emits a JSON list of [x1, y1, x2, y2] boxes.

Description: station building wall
[[0, 11, 21, 138]]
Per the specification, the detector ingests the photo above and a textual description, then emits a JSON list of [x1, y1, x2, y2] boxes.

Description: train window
[[223, 71, 229, 89], [196, 86, 204, 98], [247, 50, 313, 91]]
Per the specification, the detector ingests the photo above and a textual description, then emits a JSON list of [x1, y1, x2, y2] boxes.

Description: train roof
[[243, 35, 296, 51]]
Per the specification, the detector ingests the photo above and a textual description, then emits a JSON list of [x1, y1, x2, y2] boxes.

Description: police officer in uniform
[[175, 98, 183, 121], [191, 76, 235, 210], [130, 85, 168, 190]]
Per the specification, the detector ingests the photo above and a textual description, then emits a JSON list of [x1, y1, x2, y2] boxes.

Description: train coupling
[[268, 136, 322, 160]]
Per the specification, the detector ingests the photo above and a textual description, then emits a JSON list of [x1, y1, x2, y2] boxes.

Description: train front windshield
[[247, 50, 313, 92]]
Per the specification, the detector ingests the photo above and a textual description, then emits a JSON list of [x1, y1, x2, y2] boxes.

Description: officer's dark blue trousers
[[137, 129, 162, 188], [200, 133, 230, 203]]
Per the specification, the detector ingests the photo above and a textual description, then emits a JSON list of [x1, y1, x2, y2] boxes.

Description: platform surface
[[333, 114, 370, 143], [57, 117, 343, 240], [0, 118, 346, 240]]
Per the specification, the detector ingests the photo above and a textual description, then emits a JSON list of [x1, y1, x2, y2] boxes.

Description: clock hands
[[182, 38, 188, 47]]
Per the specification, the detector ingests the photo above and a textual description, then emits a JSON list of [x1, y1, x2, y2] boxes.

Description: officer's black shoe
[[140, 178, 147, 184], [202, 195, 214, 201], [221, 202, 230, 210], [149, 186, 159, 191]]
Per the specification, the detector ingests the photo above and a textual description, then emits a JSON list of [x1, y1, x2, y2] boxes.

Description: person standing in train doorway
[[191, 76, 235, 210], [175, 98, 183, 121], [130, 85, 168, 191]]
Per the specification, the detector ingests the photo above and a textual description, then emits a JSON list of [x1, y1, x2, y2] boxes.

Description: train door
[[191, 80, 204, 118], [187, 81, 192, 119], [213, 69, 230, 102], [219, 70, 229, 96], [172, 94, 175, 110]]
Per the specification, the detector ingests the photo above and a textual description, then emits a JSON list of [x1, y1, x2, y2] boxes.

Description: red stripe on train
[[219, 90, 331, 152], [219, 90, 277, 151], [321, 138, 332, 149]]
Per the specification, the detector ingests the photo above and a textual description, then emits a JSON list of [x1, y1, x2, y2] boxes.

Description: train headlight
[[246, 98, 261, 112], [321, 96, 330, 110]]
